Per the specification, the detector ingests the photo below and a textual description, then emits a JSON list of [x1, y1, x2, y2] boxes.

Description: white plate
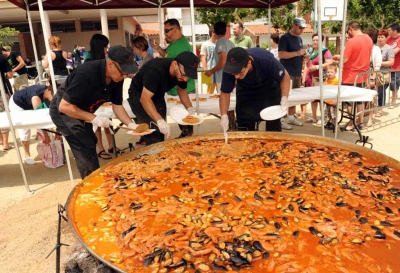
[[260, 105, 287, 121], [170, 107, 204, 125], [127, 129, 156, 136]]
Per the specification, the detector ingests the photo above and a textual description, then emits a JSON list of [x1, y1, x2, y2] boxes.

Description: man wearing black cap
[[220, 47, 290, 132], [128, 51, 199, 145], [50, 45, 138, 179]]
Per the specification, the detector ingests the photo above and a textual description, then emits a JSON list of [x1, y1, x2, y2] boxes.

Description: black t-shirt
[[0, 54, 12, 95], [278, 32, 304, 76], [12, 84, 46, 110], [57, 59, 123, 113], [8, 51, 27, 75], [221, 48, 285, 93], [128, 58, 187, 101]]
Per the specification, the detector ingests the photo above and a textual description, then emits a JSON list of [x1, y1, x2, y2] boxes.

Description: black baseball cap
[[108, 45, 138, 75], [224, 47, 249, 74], [175, 51, 199, 79]]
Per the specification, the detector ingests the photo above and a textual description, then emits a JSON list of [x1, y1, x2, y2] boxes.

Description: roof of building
[[245, 24, 314, 35], [142, 23, 159, 36]]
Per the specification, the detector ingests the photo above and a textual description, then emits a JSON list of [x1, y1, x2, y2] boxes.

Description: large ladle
[[150, 121, 201, 157]]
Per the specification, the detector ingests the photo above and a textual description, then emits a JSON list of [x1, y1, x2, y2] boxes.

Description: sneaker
[[287, 118, 303, 126], [316, 120, 324, 125], [177, 132, 193, 138], [135, 138, 146, 146], [324, 122, 335, 130], [24, 157, 36, 165], [281, 120, 292, 130]]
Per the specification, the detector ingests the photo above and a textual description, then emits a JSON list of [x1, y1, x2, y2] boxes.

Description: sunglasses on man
[[296, 25, 305, 30], [113, 62, 129, 77], [164, 27, 175, 34]]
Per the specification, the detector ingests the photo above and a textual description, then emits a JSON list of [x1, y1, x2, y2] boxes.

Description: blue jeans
[[377, 84, 388, 107]]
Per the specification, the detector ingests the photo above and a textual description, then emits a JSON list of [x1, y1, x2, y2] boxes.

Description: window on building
[[81, 19, 118, 32], [38, 21, 76, 33], [7, 24, 30, 33]]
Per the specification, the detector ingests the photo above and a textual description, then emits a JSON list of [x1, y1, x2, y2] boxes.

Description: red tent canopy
[[8, 0, 298, 10]]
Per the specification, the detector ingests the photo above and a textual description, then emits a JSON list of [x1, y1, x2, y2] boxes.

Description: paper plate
[[260, 105, 287, 121], [127, 129, 156, 136], [170, 107, 204, 125]]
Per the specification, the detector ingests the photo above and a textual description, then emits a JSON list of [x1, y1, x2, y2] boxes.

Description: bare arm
[[5, 71, 13, 79], [13, 56, 26, 72], [210, 52, 227, 74], [280, 71, 291, 97], [201, 55, 207, 69], [31, 96, 42, 109], [59, 99, 95, 122], [177, 87, 193, 110], [42, 52, 55, 69], [219, 92, 231, 116], [151, 40, 166, 58], [62, 51, 68, 60], [393, 47, 400, 55], [140, 88, 163, 122], [382, 57, 394, 68], [112, 104, 133, 126]]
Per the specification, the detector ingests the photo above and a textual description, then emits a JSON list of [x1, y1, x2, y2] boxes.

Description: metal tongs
[[224, 130, 228, 144], [150, 121, 201, 157]]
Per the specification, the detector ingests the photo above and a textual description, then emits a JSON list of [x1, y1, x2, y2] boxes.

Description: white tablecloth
[[0, 109, 54, 130], [0, 86, 376, 130]]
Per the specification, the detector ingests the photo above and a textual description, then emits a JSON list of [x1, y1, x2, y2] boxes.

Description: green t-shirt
[[229, 35, 254, 49], [166, 36, 195, 95]]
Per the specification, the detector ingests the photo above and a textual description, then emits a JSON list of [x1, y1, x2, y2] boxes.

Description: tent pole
[[316, 0, 324, 137], [37, 0, 58, 93], [0, 77, 32, 194], [25, 1, 42, 83], [334, 0, 348, 139], [158, 6, 164, 46], [268, 4, 271, 50], [189, 0, 200, 133], [100, 9, 109, 40]]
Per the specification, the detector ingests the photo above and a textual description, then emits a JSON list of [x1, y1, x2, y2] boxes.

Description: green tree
[[195, 4, 298, 32], [0, 25, 19, 48]]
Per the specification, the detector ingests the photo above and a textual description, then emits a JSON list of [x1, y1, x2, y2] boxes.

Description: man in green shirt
[[230, 22, 254, 49], [152, 18, 195, 138]]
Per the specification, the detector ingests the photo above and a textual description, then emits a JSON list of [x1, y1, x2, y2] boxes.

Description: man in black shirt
[[278, 18, 310, 130], [1, 46, 29, 91], [128, 51, 199, 145], [50, 46, 138, 179]]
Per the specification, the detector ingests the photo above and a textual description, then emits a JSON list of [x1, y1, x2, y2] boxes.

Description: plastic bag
[[36, 140, 65, 168]]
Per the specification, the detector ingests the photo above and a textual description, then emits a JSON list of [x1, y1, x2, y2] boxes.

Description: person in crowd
[[127, 51, 199, 146], [83, 33, 122, 160], [1, 45, 29, 91], [42, 36, 69, 79], [387, 23, 400, 107], [278, 18, 310, 130], [151, 18, 195, 138], [200, 28, 217, 94], [333, 21, 373, 131], [375, 29, 395, 117], [0, 53, 14, 151], [304, 33, 333, 124], [205, 22, 235, 91], [323, 64, 339, 131], [8, 84, 53, 164], [269, 34, 280, 60], [364, 29, 382, 127], [73, 45, 83, 67], [220, 47, 290, 132], [230, 22, 254, 49], [66, 52, 73, 69], [132, 36, 154, 69], [49, 46, 138, 179], [131, 35, 154, 146]]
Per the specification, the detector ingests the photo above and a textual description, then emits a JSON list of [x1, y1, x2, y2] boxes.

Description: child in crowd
[[324, 64, 339, 130]]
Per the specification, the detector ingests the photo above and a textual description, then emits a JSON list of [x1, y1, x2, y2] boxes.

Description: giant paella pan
[[66, 132, 400, 273]]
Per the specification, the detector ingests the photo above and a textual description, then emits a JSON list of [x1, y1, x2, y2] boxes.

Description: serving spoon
[[150, 121, 201, 157]]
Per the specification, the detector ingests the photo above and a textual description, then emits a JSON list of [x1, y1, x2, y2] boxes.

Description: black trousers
[[237, 119, 281, 132], [50, 95, 99, 179], [128, 91, 166, 145]]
